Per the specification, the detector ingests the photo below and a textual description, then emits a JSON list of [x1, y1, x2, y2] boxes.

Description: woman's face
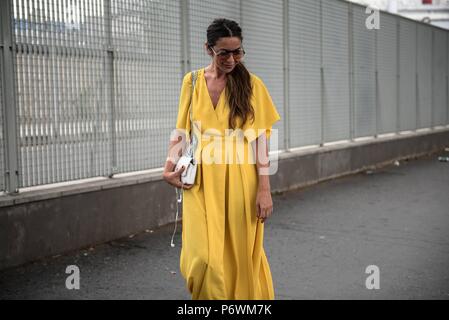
[[206, 37, 243, 73]]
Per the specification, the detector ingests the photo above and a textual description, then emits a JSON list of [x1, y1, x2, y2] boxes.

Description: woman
[[163, 18, 280, 300]]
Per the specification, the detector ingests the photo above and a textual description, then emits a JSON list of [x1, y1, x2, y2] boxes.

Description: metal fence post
[[319, 0, 324, 147], [1, 0, 20, 194], [239, 0, 243, 26], [415, 26, 419, 131], [375, 19, 379, 138], [396, 19, 400, 134], [283, 0, 290, 151], [180, 0, 191, 77], [431, 30, 435, 130], [104, 0, 117, 177], [349, 4, 355, 142]]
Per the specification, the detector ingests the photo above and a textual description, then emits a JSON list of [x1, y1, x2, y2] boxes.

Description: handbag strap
[[185, 70, 199, 157], [187, 70, 198, 139]]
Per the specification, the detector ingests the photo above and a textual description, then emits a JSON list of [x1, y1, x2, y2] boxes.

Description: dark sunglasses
[[209, 46, 246, 59]]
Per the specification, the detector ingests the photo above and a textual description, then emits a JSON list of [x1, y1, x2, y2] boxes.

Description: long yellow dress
[[176, 67, 281, 300]]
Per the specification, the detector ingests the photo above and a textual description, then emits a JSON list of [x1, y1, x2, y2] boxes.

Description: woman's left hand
[[256, 189, 273, 223]]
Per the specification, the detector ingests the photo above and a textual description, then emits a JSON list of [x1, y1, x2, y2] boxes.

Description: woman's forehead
[[215, 37, 241, 49]]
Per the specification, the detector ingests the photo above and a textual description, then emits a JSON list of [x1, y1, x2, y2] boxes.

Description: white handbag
[[174, 70, 198, 185], [174, 151, 197, 185]]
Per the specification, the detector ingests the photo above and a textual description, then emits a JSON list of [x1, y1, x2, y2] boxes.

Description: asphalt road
[[1, 151, 448, 300]]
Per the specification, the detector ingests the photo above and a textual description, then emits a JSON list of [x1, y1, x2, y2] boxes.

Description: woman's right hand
[[163, 166, 194, 189]]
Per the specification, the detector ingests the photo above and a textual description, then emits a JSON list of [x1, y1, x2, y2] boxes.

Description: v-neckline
[[203, 68, 225, 112]]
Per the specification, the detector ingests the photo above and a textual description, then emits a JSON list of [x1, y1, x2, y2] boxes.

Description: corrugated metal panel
[[112, 0, 181, 173], [377, 12, 397, 134], [288, 0, 321, 148], [417, 24, 433, 129], [322, 0, 350, 142], [352, 4, 376, 138], [399, 19, 417, 131], [241, 0, 284, 150], [432, 28, 447, 127], [189, 0, 240, 71]]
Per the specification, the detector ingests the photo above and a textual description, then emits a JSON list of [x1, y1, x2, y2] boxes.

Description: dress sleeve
[[175, 72, 193, 133], [243, 74, 281, 143]]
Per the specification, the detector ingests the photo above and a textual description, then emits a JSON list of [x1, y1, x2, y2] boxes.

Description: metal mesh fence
[[399, 19, 417, 131], [13, 0, 111, 186], [353, 4, 376, 138], [288, 0, 322, 147], [377, 11, 398, 134], [322, 0, 351, 142], [0, 0, 448, 192], [111, 0, 181, 174], [433, 28, 448, 126], [241, 0, 285, 150], [417, 24, 433, 129]]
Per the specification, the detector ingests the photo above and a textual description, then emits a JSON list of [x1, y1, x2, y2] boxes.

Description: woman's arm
[[251, 132, 273, 223], [162, 130, 193, 189]]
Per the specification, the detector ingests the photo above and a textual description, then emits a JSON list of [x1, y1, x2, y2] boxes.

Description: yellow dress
[[176, 67, 281, 300]]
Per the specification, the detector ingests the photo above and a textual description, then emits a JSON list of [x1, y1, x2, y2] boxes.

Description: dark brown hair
[[206, 18, 254, 130]]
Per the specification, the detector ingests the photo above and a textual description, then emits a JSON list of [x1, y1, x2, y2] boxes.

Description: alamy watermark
[[65, 265, 80, 290], [169, 123, 279, 175], [365, 6, 380, 30], [365, 265, 380, 290]]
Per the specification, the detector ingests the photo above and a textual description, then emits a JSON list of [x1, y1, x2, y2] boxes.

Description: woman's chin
[[223, 64, 235, 72]]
